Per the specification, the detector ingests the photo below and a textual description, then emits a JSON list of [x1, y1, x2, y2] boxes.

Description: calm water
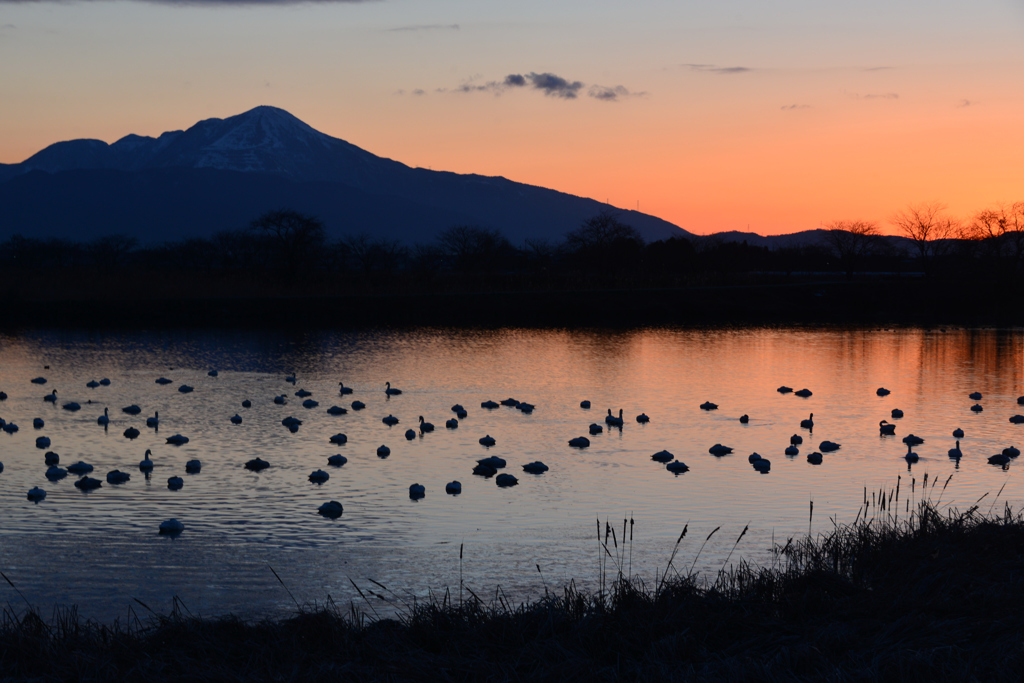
[[1, 326, 1022, 621]]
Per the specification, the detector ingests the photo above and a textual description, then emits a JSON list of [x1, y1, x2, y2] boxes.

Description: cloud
[[412, 88, 425, 96], [956, 99, 974, 108], [862, 66, 893, 72], [587, 85, 644, 102], [388, 24, 459, 32], [684, 63, 752, 75], [504, 74, 526, 87], [856, 92, 899, 100], [521, 72, 583, 98], [435, 71, 639, 102], [780, 104, 811, 110]]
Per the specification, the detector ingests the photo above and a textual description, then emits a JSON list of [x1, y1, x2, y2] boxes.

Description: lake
[[0, 326, 1022, 622]]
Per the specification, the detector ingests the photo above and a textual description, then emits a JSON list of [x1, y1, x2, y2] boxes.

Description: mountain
[[0, 106, 690, 245]]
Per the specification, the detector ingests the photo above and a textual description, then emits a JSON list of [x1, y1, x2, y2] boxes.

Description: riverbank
[[3, 497, 1022, 681], [2, 275, 1021, 329]]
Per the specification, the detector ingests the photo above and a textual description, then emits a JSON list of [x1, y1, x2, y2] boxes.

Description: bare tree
[[890, 202, 961, 276], [435, 225, 512, 272], [565, 211, 643, 252], [822, 220, 880, 280], [249, 209, 327, 277], [966, 202, 1024, 281]]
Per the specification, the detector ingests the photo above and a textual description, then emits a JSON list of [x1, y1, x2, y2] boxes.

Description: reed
[[3, 495, 1024, 681]]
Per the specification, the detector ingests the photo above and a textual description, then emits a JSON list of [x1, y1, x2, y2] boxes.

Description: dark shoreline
[[3, 500, 1023, 681], [3, 278, 1021, 330]]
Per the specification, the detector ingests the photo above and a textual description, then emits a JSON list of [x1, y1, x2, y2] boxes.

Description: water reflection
[[0, 326, 1022, 621]]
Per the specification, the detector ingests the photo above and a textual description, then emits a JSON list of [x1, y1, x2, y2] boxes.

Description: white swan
[[385, 382, 402, 395], [948, 441, 962, 458], [44, 390, 57, 403], [97, 408, 110, 425], [419, 416, 435, 432], [146, 411, 159, 427], [139, 449, 154, 471], [800, 413, 814, 429]]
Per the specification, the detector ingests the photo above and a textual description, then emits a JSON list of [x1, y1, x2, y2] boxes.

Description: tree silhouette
[[249, 209, 326, 277], [890, 203, 961, 276], [822, 220, 881, 280]]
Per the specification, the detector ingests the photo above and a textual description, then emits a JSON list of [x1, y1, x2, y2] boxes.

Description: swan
[[302, 399, 319, 409], [285, 374, 297, 383], [568, 436, 590, 448], [139, 450, 154, 471], [651, 450, 674, 463], [708, 444, 733, 456], [329, 433, 348, 444], [274, 395, 287, 405], [327, 406, 347, 415], [165, 434, 189, 445], [376, 445, 390, 457], [281, 416, 303, 428], [637, 413, 651, 423], [785, 445, 799, 456], [242, 400, 252, 408], [971, 404, 983, 412], [106, 470, 131, 484], [230, 414, 243, 424], [1019, 396, 1024, 406], [819, 441, 841, 452], [1010, 415, 1024, 424], [185, 459, 201, 473], [167, 476, 184, 490], [517, 402, 535, 413], [123, 405, 141, 415], [155, 377, 173, 385], [451, 403, 465, 413], [318, 501, 344, 518], [903, 434, 924, 445], [99, 378, 110, 386], [948, 441, 962, 458], [1005, 446, 1021, 458], [178, 385, 193, 394], [74, 477, 102, 491], [879, 420, 895, 435], [446, 481, 462, 494], [988, 452, 1010, 466], [27, 487, 46, 501], [146, 412, 159, 427], [606, 409, 624, 426], [31, 377, 47, 385], [405, 429, 416, 440], [382, 414, 399, 426], [748, 453, 763, 463], [479, 435, 496, 446], [794, 389, 813, 397], [0, 391, 6, 400], [419, 416, 435, 432], [500, 398, 519, 406], [409, 483, 426, 498], [904, 443, 919, 463], [469, 463, 494, 477], [35, 436, 50, 449], [2, 422, 18, 433], [800, 413, 814, 429], [699, 401, 718, 411], [245, 458, 270, 471], [876, 387, 890, 396], [777, 386, 793, 394], [208, 370, 218, 377], [739, 414, 749, 424], [62, 402, 81, 411], [67, 461, 94, 475], [969, 392, 982, 400], [806, 452, 823, 465], [33, 418, 44, 429], [328, 454, 347, 467], [580, 400, 591, 408], [123, 427, 140, 439], [952, 428, 964, 438], [523, 461, 549, 473], [666, 461, 689, 474], [752, 458, 771, 473], [351, 401, 366, 410], [589, 423, 604, 434], [481, 400, 499, 409], [309, 469, 330, 483], [44, 451, 59, 465], [44, 390, 57, 403], [478, 456, 506, 469], [97, 408, 110, 425], [87, 380, 99, 388], [159, 519, 185, 534], [385, 382, 402, 395], [496, 473, 518, 487], [45, 466, 67, 480], [790, 434, 803, 445], [446, 418, 458, 429], [891, 409, 904, 418], [339, 383, 353, 395], [295, 389, 312, 398]]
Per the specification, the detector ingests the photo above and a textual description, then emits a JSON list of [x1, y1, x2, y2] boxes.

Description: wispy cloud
[[862, 66, 893, 72], [780, 104, 811, 110], [851, 92, 899, 100], [957, 99, 974, 108], [388, 24, 459, 32], [429, 71, 637, 102], [684, 63, 752, 75]]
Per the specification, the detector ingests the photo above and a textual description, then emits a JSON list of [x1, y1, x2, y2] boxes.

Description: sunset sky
[[1, 0, 1022, 235]]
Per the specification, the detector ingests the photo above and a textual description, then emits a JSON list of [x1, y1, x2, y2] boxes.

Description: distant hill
[[0, 106, 691, 245]]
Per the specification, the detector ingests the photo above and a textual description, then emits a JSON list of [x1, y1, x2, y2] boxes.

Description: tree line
[[2, 202, 1022, 289]]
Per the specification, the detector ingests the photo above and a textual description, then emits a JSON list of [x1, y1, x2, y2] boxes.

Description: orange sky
[[1, 0, 1022, 235]]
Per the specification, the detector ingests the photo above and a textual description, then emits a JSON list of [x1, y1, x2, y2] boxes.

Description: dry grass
[[3, 490, 1024, 681]]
